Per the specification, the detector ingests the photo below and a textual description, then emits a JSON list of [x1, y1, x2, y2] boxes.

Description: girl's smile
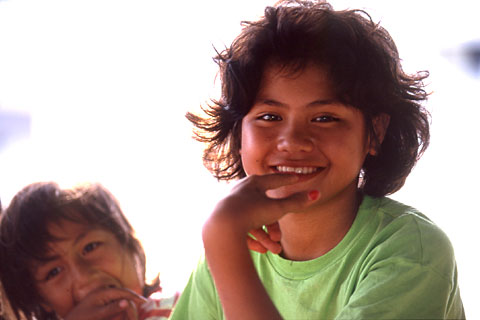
[[273, 166, 320, 175], [271, 165, 325, 184]]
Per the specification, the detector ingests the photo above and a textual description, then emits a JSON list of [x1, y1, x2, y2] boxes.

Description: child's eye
[[312, 115, 339, 123], [258, 114, 282, 121], [83, 242, 101, 254], [45, 267, 62, 281]]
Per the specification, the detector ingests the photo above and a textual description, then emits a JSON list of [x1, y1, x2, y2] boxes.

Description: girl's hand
[[247, 222, 282, 254], [208, 173, 319, 238], [64, 287, 147, 320]]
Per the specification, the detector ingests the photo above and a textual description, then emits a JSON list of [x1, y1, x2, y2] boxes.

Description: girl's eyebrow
[[72, 230, 91, 246], [34, 250, 61, 268], [38, 254, 60, 265], [38, 230, 92, 264], [306, 99, 339, 107], [49, 229, 90, 245], [255, 98, 339, 108]]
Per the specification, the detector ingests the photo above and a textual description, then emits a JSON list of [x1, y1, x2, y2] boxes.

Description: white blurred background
[[0, 0, 478, 317]]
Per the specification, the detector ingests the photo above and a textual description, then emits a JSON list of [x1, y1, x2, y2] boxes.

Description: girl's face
[[241, 63, 378, 206], [31, 219, 144, 318]]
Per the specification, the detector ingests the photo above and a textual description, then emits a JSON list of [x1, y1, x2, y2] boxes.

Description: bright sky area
[[0, 0, 478, 317]]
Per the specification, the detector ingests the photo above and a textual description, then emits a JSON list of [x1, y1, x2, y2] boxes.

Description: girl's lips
[[271, 165, 324, 181], [274, 166, 319, 174]]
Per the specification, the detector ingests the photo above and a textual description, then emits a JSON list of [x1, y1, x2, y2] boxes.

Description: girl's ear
[[368, 113, 390, 156]]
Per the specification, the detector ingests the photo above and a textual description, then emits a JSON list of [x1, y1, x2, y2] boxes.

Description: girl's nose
[[276, 123, 314, 153], [70, 261, 104, 303]]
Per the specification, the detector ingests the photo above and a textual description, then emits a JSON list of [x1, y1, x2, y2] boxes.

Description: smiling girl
[[171, 0, 465, 319], [0, 182, 178, 320]]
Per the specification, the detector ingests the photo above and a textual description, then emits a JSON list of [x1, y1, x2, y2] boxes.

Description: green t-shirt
[[171, 196, 465, 319]]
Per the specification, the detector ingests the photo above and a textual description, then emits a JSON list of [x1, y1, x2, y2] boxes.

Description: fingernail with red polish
[[308, 190, 320, 201]]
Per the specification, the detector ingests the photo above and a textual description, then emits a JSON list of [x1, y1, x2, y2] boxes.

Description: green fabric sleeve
[[170, 256, 224, 320], [336, 211, 465, 320], [335, 259, 464, 319]]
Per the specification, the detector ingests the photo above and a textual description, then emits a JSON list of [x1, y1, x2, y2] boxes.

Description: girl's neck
[[278, 189, 363, 261]]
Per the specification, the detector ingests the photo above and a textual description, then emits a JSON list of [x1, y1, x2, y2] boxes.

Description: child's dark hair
[[0, 182, 159, 320], [187, 0, 430, 197]]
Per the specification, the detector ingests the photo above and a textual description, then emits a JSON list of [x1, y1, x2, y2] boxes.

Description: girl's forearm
[[202, 218, 282, 320]]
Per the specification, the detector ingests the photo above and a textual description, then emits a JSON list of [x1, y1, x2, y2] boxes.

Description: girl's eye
[[83, 242, 101, 254], [45, 267, 62, 281], [312, 115, 339, 123], [258, 114, 282, 121]]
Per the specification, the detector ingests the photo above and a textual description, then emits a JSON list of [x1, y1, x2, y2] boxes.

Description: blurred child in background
[[0, 182, 178, 320]]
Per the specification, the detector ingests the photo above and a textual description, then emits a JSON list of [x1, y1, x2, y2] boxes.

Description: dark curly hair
[[187, 0, 430, 197], [0, 182, 160, 320]]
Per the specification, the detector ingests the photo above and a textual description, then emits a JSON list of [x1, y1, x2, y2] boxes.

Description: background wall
[[0, 0, 478, 317]]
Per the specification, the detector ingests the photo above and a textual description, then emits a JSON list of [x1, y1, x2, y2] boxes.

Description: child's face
[[31, 219, 144, 318], [241, 63, 375, 203]]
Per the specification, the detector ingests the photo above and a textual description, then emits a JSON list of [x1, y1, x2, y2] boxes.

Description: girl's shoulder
[[366, 196, 448, 241], [361, 196, 457, 275]]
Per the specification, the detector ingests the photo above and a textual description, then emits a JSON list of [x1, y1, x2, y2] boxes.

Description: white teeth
[[276, 166, 318, 174]]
